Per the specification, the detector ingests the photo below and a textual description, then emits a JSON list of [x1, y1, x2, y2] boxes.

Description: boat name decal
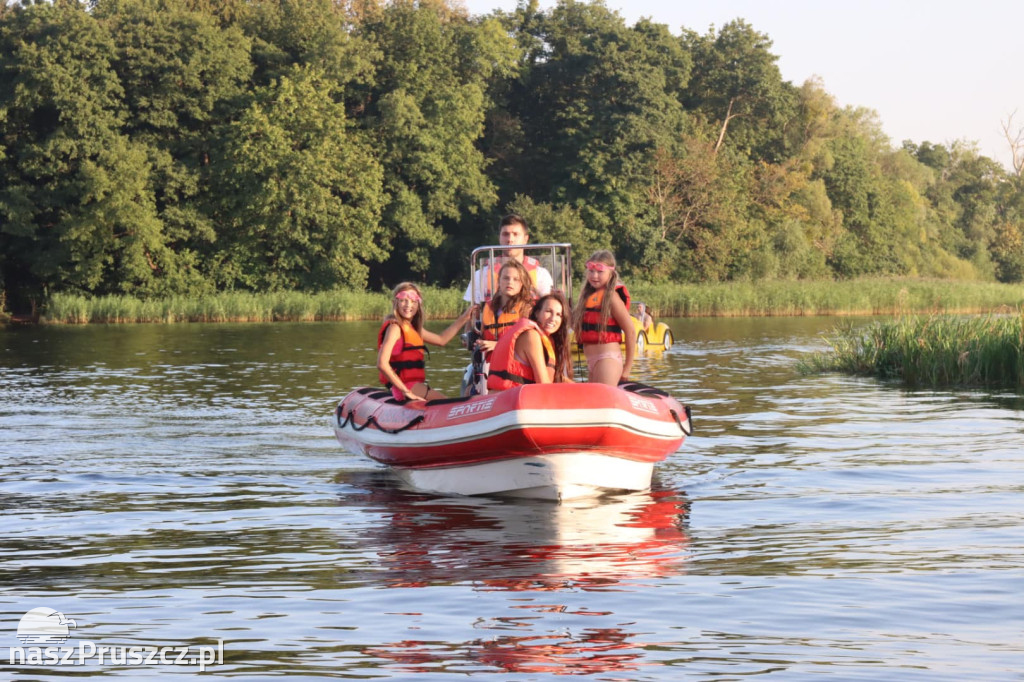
[[627, 394, 659, 414], [447, 397, 497, 420]]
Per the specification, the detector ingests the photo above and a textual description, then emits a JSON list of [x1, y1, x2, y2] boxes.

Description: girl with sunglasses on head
[[378, 282, 477, 402], [571, 250, 635, 385]]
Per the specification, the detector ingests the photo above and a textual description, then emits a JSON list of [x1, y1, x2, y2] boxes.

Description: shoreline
[[3, 279, 1023, 326], [9, 307, 1022, 326]]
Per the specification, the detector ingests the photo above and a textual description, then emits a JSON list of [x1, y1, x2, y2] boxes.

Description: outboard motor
[[470, 346, 489, 396], [460, 326, 489, 396]]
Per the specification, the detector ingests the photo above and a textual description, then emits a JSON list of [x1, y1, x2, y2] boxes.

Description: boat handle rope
[[669, 405, 693, 436], [336, 408, 425, 435]]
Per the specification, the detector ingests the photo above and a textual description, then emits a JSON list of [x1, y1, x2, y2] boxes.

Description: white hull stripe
[[334, 407, 685, 448]]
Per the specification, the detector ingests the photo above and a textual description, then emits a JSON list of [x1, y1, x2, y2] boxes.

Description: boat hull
[[332, 382, 690, 500], [392, 453, 655, 501]]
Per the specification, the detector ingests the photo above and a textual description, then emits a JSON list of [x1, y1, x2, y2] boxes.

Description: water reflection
[[336, 472, 690, 592], [337, 472, 689, 674], [361, 627, 648, 676]]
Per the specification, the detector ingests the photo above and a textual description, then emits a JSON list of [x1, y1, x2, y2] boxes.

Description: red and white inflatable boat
[[332, 382, 692, 500]]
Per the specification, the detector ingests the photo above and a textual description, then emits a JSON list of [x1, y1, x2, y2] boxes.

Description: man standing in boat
[[463, 214, 553, 304], [461, 214, 553, 395]]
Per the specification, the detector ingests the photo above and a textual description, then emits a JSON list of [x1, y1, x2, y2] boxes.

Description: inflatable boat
[[332, 382, 692, 501]]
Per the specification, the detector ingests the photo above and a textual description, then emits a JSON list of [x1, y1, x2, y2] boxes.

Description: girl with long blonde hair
[[377, 282, 477, 401], [571, 250, 635, 385]]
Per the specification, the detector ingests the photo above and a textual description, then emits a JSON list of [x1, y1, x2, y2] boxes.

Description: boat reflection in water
[[336, 471, 690, 675], [338, 470, 690, 590], [362, 627, 653, 676]]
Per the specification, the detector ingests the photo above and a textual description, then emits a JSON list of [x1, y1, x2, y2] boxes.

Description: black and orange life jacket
[[480, 300, 531, 342], [578, 283, 630, 344], [377, 320, 426, 388], [487, 318, 556, 391]]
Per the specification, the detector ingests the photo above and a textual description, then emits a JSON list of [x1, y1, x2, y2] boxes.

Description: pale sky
[[463, 0, 1024, 170]]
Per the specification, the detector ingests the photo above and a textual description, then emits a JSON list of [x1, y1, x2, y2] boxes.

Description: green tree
[[94, 0, 254, 293], [993, 173, 1024, 282], [815, 108, 920, 277], [908, 140, 1006, 278], [744, 159, 835, 280], [0, 1, 200, 308], [680, 19, 795, 161], [491, 1, 691, 272], [504, 192, 605, 274], [989, 219, 1024, 282], [238, 0, 373, 88], [208, 68, 386, 291], [645, 134, 751, 281], [94, 0, 252, 144], [354, 1, 516, 277]]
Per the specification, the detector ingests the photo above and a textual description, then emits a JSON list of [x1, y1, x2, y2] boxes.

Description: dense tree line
[[2, 0, 1022, 313]]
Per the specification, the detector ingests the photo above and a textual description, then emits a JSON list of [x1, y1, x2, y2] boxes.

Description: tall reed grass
[[799, 312, 1024, 389], [35, 278, 1024, 325], [42, 287, 470, 324], [628, 279, 1024, 317]]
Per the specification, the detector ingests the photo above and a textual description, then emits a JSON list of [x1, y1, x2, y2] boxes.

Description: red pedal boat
[[332, 382, 692, 501]]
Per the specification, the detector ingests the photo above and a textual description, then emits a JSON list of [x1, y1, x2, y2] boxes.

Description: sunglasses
[[585, 261, 614, 273], [395, 290, 421, 303]]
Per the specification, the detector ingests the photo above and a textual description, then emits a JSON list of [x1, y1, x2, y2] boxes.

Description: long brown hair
[[490, 259, 534, 317], [571, 250, 618, 339], [531, 291, 572, 382]]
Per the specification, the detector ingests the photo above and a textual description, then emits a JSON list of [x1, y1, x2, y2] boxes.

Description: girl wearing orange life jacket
[[571, 250, 636, 386], [377, 282, 477, 402], [488, 292, 572, 391], [475, 260, 534, 357]]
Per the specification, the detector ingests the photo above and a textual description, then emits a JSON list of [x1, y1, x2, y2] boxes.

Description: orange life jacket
[[480, 300, 530, 342], [578, 283, 631, 344], [480, 256, 542, 301], [377, 320, 426, 388], [487, 318, 556, 391]]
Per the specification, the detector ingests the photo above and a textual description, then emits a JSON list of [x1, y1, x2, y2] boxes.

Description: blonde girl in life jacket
[[571, 250, 635, 385], [474, 259, 535, 357], [377, 282, 477, 402]]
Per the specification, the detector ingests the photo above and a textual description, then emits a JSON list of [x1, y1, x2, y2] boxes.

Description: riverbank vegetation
[[40, 286, 468, 324], [2, 0, 1024, 317], [35, 279, 1024, 324], [799, 313, 1024, 389], [629, 279, 1024, 318]]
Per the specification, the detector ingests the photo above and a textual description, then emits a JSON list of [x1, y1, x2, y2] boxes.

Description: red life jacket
[[480, 256, 542, 301], [487, 318, 556, 391], [480, 300, 530, 342], [578, 283, 630, 344], [377, 320, 426, 388]]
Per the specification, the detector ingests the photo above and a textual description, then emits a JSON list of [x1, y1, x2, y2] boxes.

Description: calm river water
[[2, 317, 1023, 680]]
